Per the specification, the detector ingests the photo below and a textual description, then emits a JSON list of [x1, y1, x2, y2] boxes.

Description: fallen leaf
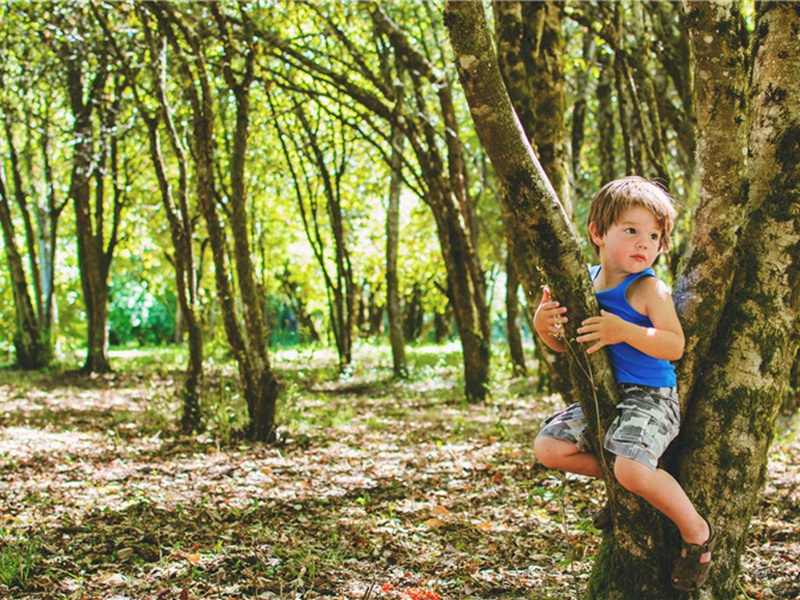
[[423, 517, 446, 529]]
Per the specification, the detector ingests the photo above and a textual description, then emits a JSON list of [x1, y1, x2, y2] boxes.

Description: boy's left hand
[[576, 310, 627, 354]]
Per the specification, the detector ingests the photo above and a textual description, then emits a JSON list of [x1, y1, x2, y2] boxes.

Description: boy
[[532, 176, 715, 592]]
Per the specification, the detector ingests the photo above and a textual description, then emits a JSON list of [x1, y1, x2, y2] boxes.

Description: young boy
[[532, 176, 715, 592]]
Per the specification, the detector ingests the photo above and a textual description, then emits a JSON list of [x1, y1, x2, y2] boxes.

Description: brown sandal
[[592, 503, 612, 530], [671, 518, 717, 592]]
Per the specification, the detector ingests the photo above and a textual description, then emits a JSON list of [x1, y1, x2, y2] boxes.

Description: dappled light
[[0, 348, 797, 598]]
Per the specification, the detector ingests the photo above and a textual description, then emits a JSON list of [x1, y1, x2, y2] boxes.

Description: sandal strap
[[681, 519, 717, 555]]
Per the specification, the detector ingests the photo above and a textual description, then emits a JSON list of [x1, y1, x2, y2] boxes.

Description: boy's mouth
[[632, 254, 646, 261]]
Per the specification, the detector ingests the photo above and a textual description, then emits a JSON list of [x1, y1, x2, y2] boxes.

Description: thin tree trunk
[[64, 58, 113, 374], [386, 120, 407, 378], [151, 3, 279, 442], [0, 171, 46, 368], [0, 110, 54, 369], [505, 230, 526, 377]]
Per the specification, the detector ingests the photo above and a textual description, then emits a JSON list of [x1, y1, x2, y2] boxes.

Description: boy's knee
[[614, 457, 651, 494], [534, 435, 561, 469]]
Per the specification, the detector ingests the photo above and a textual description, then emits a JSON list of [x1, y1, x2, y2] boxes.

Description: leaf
[[423, 517, 447, 529]]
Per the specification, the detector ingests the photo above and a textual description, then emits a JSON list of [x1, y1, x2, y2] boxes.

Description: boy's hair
[[587, 176, 677, 255]]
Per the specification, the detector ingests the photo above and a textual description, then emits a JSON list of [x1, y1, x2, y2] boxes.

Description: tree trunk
[[372, 6, 491, 401], [97, 3, 208, 432], [386, 120, 408, 378], [597, 49, 617, 184], [64, 58, 113, 374], [444, 0, 619, 441], [0, 110, 55, 369], [669, 4, 800, 597], [448, 1, 800, 597], [151, 3, 279, 442], [494, 0, 574, 400], [0, 171, 48, 369], [504, 230, 526, 377], [291, 103, 355, 372]]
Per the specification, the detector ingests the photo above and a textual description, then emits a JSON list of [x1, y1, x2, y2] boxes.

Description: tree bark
[[494, 0, 574, 400], [63, 55, 114, 374], [448, 1, 800, 597], [386, 119, 408, 378]]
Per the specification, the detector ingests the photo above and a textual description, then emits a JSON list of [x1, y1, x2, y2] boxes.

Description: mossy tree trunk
[[494, 0, 575, 401], [669, 3, 800, 597], [446, 1, 800, 598]]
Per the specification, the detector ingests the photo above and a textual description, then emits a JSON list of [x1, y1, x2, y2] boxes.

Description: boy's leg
[[535, 402, 602, 478], [534, 436, 604, 479], [614, 457, 711, 562]]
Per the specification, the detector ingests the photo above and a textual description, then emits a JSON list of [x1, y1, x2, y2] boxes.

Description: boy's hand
[[577, 310, 627, 354], [534, 286, 568, 344]]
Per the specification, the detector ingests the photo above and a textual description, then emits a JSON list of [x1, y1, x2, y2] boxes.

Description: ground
[[0, 345, 797, 599]]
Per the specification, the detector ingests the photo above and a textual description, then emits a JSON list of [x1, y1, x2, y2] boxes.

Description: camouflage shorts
[[536, 384, 680, 470]]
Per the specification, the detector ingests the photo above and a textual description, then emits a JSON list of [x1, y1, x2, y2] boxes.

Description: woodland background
[[0, 1, 799, 599]]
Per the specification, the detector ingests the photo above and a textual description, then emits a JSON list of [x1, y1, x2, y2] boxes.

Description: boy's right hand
[[534, 286, 568, 350]]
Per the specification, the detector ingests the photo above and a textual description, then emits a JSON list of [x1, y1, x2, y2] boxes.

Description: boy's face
[[590, 206, 663, 274]]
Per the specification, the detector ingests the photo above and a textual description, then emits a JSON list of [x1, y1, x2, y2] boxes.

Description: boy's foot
[[671, 517, 716, 592], [591, 503, 612, 530]]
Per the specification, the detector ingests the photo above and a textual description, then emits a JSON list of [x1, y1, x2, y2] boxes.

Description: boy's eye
[[625, 227, 636, 234], [651, 233, 659, 240]]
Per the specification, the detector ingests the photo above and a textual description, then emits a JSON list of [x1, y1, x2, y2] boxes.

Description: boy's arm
[[576, 278, 685, 360], [533, 286, 568, 353]]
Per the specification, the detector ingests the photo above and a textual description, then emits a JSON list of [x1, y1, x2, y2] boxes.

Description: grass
[[0, 536, 38, 589]]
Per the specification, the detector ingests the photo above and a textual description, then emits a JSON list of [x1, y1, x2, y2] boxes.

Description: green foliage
[[0, 535, 38, 589], [200, 376, 251, 444], [108, 278, 176, 347]]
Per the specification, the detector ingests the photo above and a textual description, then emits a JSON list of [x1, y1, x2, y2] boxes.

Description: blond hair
[[587, 176, 677, 255]]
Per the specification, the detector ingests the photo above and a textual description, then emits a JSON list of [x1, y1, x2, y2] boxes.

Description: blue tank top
[[590, 265, 677, 387]]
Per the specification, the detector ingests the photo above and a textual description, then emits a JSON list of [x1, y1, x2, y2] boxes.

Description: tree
[[256, 2, 492, 401], [445, 1, 800, 598], [386, 118, 408, 378], [0, 22, 66, 368], [41, 6, 125, 374], [94, 4, 207, 432], [271, 96, 358, 372], [147, 2, 279, 442]]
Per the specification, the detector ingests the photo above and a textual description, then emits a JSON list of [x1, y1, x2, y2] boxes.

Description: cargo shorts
[[536, 384, 680, 470]]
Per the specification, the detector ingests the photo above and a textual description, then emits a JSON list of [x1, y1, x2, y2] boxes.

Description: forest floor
[[0, 344, 798, 600]]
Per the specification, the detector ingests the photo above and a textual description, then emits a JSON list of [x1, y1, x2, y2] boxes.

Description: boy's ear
[[588, 222, 604, 247]]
